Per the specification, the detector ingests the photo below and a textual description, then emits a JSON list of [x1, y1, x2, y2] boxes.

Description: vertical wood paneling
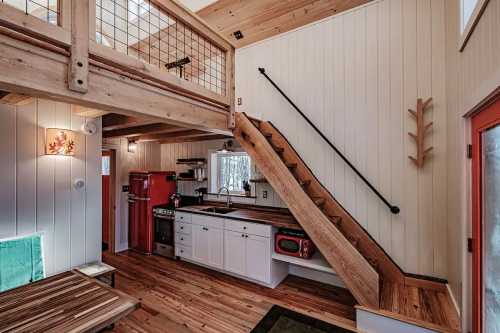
[[85, 117, 101, 264], [54, 102, 72, 273], [235, 0, 448, 278], [16, 100, 37, 236], [36, 99, 56, 274], [0, 98, 102, 276], [0, 104, 16, 238], [70, 108, 87, 267]]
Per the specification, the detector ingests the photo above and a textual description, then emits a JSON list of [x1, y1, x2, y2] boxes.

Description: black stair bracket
[[258, 67, 400, 214]]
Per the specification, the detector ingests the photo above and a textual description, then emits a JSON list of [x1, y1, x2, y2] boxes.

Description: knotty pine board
[[235, 0, 448, 279], [0, 99, 102, 275]]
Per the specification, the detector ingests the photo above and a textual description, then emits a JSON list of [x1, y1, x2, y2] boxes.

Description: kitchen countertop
[[176, 204, 302, 230]]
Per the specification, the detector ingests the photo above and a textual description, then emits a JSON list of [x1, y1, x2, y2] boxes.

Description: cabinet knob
[[241, 234, 245, 238], [245, 235, 248, 238], [180, 226, 184, 229], [181, 238, 184, 241], [243, 226, 247, 230], [180, 250, 184, 253]]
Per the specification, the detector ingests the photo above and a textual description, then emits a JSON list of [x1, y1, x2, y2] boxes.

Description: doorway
[[102, 150, 116, 253], [472, 96, 500, 333]]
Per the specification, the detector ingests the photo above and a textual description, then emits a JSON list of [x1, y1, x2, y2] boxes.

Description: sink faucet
[[217, 186, 232, 207]]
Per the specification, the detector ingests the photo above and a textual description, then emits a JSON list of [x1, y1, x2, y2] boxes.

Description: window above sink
[[209, 149, 252, 196]]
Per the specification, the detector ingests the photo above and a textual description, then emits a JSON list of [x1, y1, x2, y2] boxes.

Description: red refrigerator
[[128, 171, 176, 254]]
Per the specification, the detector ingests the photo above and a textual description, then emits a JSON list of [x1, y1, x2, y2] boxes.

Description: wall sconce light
[[128, 140, 137, 153], [45, 128, 76, 156]]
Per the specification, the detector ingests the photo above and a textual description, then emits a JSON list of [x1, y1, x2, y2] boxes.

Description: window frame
[[459, 0, 490, 51], [209, 149, 253, 196]]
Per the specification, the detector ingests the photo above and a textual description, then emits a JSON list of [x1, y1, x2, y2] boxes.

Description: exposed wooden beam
[[73, 105, 109, 118], [103, 123, 181, 138], [102, 114, 155, 130], [68, 0, 89, 93], [133, 129, 209, 142], [197, 0, 372, 48], [159, 134, 229, 144], [0, 34, 230, 132], [0, 91, 33, 105]]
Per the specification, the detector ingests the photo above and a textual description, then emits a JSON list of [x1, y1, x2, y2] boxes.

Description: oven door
[[153, 215, 175, 257]]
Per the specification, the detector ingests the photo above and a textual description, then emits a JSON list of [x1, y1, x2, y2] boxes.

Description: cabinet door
[[192, 224, 209, 264], [207, 227, 224, 269], [246, 235, 270, 283], [224, 230, 246, 276]]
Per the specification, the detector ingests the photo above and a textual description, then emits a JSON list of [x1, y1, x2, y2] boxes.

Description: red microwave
[[275, 229, 316, 259]]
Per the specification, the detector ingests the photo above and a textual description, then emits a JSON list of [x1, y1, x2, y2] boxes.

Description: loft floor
[[102, 251, 357, 333]]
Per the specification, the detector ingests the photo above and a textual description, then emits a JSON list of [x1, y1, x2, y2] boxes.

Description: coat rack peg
[[408, 98, 434, 168]]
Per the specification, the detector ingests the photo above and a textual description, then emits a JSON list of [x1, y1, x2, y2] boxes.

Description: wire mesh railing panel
[[1, 0, 59, 25], [95, 0, 227, 96]]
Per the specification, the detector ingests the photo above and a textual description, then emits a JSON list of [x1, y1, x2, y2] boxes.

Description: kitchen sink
[[200, 207, 237, 214]]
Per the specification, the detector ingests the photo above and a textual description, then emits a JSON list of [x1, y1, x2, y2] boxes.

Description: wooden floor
[[102, 251, 357, 333], [378, 281, 461, 332]]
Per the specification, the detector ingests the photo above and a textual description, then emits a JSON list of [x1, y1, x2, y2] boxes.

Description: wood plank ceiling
[[196, 0, 373, 48], [102, 113, 230, 144]]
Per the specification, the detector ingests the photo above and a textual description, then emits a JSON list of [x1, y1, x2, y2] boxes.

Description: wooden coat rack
[[408, 98, 433, 168]]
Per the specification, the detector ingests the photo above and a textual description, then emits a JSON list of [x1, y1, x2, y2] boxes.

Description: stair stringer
[[233, 112, 380, 309], [261, 121, 405, 284]]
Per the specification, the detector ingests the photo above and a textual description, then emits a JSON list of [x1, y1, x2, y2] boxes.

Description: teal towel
[[0, 235, 45, 292]]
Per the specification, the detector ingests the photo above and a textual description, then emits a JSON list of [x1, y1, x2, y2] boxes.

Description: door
[[224, 230, 246, 276], [472, 97, 500, 333], [246, 234, 270, 283], [207, 227, 224, 269], [192, 224, 210, 264], [102, 150, 115, 253]]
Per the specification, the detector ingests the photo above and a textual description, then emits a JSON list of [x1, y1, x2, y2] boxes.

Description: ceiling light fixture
[[217, 140, 234, 153], [128, 140, 138, 153]]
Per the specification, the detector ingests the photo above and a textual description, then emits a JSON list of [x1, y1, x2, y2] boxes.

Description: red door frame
[[471, 96, 500, 333]]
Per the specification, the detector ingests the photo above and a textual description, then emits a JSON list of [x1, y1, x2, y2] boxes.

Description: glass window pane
[[483, 124, 500, 333]]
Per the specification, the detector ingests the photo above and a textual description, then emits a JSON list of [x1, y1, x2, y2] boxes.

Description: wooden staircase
[[233, 112, 383, 308]]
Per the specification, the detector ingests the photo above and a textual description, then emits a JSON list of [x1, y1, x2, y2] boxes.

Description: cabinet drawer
[[224, 220, 271, 238], [175, 244, 192, 258], [192, 214, 224, 229], [175, 233, 192, 246], [175, 212, 192, 223], [175, 222, 192, 235]]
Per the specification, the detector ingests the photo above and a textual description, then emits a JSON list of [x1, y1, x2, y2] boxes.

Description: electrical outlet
[[262, 190, 268, 199], [237, 97, 242, 105]]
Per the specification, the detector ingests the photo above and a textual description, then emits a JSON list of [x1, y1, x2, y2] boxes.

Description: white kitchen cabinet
[[246, 234, 271, 283], [191, 216, 224, 270], [224, 230, 246, 276]]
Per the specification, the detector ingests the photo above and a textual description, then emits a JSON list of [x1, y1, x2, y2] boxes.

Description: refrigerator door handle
[[135, 197, 151, 201]]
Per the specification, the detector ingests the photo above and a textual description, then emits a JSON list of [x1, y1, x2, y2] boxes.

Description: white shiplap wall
[[0, 99, 102, 276], [236, 0, 447, 278], [445, 0, 500, 322]]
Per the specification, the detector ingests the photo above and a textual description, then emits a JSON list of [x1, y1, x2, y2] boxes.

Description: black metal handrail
[[258, 67, 400, 214]]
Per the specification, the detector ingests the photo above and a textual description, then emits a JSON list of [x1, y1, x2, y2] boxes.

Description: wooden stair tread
[[262, 132, 273, 139], [286, 162, 298, 169], [357, 281, 461, 333], [312, 197, 326, 207], [299, 180, 311, 187]]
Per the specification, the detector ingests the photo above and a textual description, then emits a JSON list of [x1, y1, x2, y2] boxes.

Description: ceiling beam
[[102, 113, 157, 131], [0, 90, 33, 105], [133, 129, 210, 142], [159, 134, 230, 144], [103, 123, 181, 138]]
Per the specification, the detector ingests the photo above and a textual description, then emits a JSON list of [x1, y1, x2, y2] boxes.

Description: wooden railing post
[[68, 0, 89, 93], [227, 47, 236, 128]]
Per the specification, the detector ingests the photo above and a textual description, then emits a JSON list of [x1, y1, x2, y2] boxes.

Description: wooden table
[[0, 270, 139, 333]]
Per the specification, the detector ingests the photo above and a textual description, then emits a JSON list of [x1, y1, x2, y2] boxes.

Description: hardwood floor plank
[[103, 251, 358, 333]]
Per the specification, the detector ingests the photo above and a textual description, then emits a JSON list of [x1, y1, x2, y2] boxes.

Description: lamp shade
[[45, 128, 76, 156]]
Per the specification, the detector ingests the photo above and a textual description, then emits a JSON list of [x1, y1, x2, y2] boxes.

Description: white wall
[[235, 0, 447, 279], [103, 138, 161, 252], [445, 0, 500, 326], [0, 99, 102, 276]]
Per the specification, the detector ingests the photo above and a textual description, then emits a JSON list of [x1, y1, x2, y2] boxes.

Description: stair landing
[[357, 281, 461, 333]]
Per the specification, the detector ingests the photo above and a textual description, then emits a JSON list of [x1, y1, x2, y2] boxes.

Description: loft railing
[[258, 67, 400, 214], [95, 0, 227, 96], [0, 0, 234, 119]]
